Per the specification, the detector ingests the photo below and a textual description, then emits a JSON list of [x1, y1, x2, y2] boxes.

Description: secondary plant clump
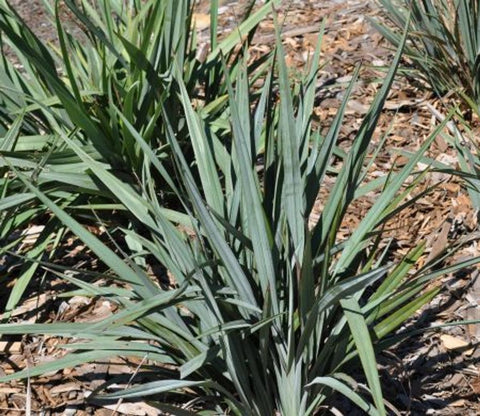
[[373, 0, 480, 116]]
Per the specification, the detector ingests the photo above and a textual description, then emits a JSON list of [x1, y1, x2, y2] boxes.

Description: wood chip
[[425, 217, 451, 264], [0, 341, 22, 354], [192, 13, 210, 31]]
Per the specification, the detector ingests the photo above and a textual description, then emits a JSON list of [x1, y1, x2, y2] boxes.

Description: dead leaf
[[440, 334, 474, 355], [425, 217, 451, 263], [93, 401, 160, 416]]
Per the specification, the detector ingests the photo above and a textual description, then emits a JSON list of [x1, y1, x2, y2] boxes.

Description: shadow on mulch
[[385, 279, 480, 415], [327, 269, 480, 415]]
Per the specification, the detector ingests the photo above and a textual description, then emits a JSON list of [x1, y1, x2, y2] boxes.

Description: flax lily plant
[[0, 1, 474, 415], [373, 0, 480, 116], [0, 0, 276, 318]]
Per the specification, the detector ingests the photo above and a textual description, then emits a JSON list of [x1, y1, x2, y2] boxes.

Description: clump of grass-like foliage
[[373, 0, 480, 116], [0, 0, 274, 317], [0, 1, 478, 414]]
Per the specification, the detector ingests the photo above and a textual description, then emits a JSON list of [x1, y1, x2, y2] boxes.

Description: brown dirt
[[1, 0, 480, 415]]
